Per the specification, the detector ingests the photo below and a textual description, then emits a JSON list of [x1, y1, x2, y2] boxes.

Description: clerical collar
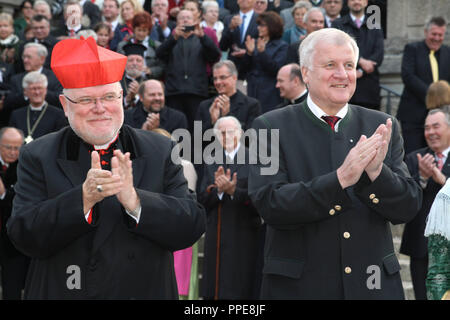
[[306, 95, 348, 131], [291, 89, 308, 104], [29, 102, 46, 111], [93, 133, 119, 150], [225, 142, 241, 161]]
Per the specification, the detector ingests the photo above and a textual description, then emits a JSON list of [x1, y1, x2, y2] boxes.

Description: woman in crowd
[[243, 11, 288, 113], [117, 11, 165, 80], [110, 0, 143, 51], [426, 80, 450, 114], [425, 178, 450, 300], [282, 1, 310, 44], [0, 13, 21, 65], [14, 0, 34, 38], [200, 0, 224, 42]]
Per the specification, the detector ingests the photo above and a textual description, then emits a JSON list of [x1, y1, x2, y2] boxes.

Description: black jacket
[[248, 101, 422, 299], [156, 33, 221, 97], [7, 125, 206, 299], [332, 14, 385, 109]]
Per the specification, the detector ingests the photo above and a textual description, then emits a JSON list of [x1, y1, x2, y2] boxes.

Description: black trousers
[[166, 94, 206, 134], [410, 256, 428, 300], [1, 254, 30, 300]]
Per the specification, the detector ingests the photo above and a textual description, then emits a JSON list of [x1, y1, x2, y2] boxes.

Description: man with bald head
[[275, 63, 308, 108], [0, 127, 27, 300], [124, 79, 188, 133]]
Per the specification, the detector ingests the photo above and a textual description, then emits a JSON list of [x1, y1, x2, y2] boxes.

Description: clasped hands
[[209, 94, 230, 124], [82, 150, 140, 214], [214, 166, 237, 196], [337, 118, 392, 189], [417, 153, 446, 186]]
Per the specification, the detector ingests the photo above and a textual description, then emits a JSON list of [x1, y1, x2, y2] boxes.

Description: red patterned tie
[[436, 152, 444, 171], [321, 115, 341, 131]]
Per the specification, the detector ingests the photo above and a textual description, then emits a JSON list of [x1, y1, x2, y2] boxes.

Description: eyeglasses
[[0, 144, 21, 151], [213, 74, 233, 82], [64, 92, 122, 105]]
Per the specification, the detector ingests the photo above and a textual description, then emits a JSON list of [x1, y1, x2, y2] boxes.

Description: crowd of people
[[0, 0, 448, 301]]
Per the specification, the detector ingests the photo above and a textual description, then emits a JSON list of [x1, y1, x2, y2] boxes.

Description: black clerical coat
[[198, 147, 263, 299], [248, 101, 422, 299], [124, 102, 188, 133], [7, 125, 206, 299]]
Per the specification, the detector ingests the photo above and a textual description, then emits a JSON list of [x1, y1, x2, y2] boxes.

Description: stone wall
[[380, 0, 450, 116]]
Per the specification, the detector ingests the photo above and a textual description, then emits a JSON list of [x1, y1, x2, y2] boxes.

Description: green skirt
[[426, 234, 450, 300]]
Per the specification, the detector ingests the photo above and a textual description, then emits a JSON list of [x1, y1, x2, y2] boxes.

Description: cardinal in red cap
[[7, 36, 205, 299]]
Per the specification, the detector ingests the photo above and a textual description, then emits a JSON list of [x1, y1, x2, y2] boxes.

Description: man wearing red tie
[[400, 109, 450, 300], [7, 37, 205, 299]]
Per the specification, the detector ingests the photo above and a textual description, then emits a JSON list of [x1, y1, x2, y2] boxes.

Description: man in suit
[[322, 0, 342, 27], [219, 0, 259, 91], [5, 43, 63, 119], [52, 1, 89, 40], [102, 0, 121, 35], [400, 109, 450, 300], [124, 79, 188, 134], [198, 116, 263, 299], [275, 63, 308, 108], [196, 60, 261, 134], [9, 72, 67, 143], [332, 0, 384, 110], [248, 28, 422, 299], [27, 15, 59, 70], [397, 16, 450, 155], [149, 0, 176, 42], [7, 36, 205, 299], [0, 127, 27, 300]]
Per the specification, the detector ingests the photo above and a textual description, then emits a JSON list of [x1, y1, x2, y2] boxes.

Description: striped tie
[[322, 115, 341, 131]]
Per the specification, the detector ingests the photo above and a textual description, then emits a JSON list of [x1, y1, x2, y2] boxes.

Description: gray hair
[[24, 42, 48, 58], [425, 16, 447, 31], [213, 60, 238, 77], [214, 116, 243, 140], [22, 71, 48, 90], [428, 108, 450, 127], [152, 0, 169, 7], [0, 127, 25, 142], [291, 1, 312, 17], [33, 0, 51, 13], [77, 29, 97, 41], [202, 0, 219, 11], [299, 28, 359, 70], [303, 7, 324, 24]]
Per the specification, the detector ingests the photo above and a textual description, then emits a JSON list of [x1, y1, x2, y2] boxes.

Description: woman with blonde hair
[[426, 80, 450, 114], [110, 0, 143, 51], [0, 13, 21, 64]]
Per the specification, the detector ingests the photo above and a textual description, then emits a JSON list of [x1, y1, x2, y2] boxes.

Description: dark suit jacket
[[5, 68, 63, 113], [124, 102, 188, 133], [397, 41, 450, 124], [8, 104, 68, 140], [82, 1, 102, 28], [195, 89, 262, 133], [219, 12, 259, 80], [400, 147, 450, 258], [0, 161, 20, 259], [332, 14, 384, 109], [198, 147, 263, 299], [51, 25, 90, 38], [274, 91, 308, 109], [285, 40, 301, 65], [7, 125, 206, 299], [248, 101, 422, 299], [16, 36, 59, 72]]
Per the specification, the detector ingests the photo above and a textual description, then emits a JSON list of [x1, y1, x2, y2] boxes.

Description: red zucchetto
[[51, 36, 127, 89]]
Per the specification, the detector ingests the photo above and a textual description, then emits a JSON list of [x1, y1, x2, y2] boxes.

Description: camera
[[183, 25, 195, 32]]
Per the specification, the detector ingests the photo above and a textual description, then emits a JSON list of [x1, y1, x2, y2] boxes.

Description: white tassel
[[425, 179, 450, 241]]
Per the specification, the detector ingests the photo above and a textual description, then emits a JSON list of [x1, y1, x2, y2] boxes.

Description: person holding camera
[[156, 9, 221, 132]]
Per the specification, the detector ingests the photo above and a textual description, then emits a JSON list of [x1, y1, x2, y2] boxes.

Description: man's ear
[[59, 94, 69, 116], [301, 66, 309, 86]]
